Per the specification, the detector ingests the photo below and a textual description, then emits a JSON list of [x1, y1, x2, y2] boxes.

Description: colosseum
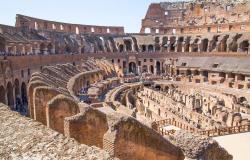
[[1, 0, 250, 159]]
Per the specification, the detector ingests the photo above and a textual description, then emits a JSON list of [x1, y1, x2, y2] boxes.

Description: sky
[[0, 0, 186, 33]]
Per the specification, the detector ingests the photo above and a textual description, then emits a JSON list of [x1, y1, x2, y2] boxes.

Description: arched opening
[[40, 43, 46, 54], [218, 35, 229, 52], [14, 79, 22, 112], [209, 36, 219, 52], [155, 44, 161, 52], [132, 37, 139, 52], [193, 70, 200, 76], [0, 36, 6, 52], [229, 34, 242, 52], [141, 45, 147, 52], [119, 44, 124, 52], [176, 69, 180, 75], [156, 61, 161, 75], [65, 45, 71, 54], [142, 65, 148, 73], [170, 37, 176, 52], [239, 97, 247, 104], [124, 40, 132, 52], [177, 37, 184, 52], [192, 38, 199, 52], [14, 79, 20, 102], [150, 65, 154, 74], [148, 45, 154, 52], [186, 69, 192, 76], [229, 42, 238, 52], [201, 39, 208, 52], [162, 37, 168, 51], [128, 62, 137, 74], [239, 40, 249, 52], [47, 43, 53, 54], [0, 86, 5, 104], [185, 37, 191, 52], [6, 82, 14, 108], [21, 82, 28, 112], [202, 70, 208, 78]]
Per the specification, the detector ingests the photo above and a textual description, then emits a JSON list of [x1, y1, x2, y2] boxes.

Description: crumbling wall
[[104, 117, 185, 160], [47, 94, 80, 134], [33, 86, 59, 125], [64, 106, 109, 148]]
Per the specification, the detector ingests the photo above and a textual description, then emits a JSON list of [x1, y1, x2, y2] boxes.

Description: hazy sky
[[0, 0, 186, 33]]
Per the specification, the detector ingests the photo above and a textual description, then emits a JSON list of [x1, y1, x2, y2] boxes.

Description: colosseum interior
[[1, 0, 250, 159]]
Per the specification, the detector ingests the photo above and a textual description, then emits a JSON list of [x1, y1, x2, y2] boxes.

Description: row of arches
[[3, 42, 55, 55], [0, 80, 28, 115], [128, 61, 161, 75], [117, 35, 249, 54]]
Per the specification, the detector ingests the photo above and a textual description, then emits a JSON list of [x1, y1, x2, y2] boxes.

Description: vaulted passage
[[21, 82, 28, 105], [201, 39, 208, 52], [239, 40, 249, 52], [0, 86, 5, 104], [129, 62, 137, 74], [40, 43, 46, 54], [156, 61, 161, 74], [142, 65, 148, 73], [119, 44, 124, 52], [7, 82, 14, 108], [124, 40, 132, 52], [0, 37, 5, 52], [14, 79, 20, 101]]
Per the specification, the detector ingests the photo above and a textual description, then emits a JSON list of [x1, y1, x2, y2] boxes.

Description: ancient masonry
[[1, 0, 250, 159]]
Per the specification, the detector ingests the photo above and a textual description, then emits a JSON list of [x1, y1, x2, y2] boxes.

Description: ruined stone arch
[[177, 37, 184, 52], [21, 82, 28, 105], [229, 42, 238, 52], [176, 69, 180, 75], [186, 69, 192, 76], [0, 36, 6, 52], [124, 40, 132, 52], [150, 65, 154, 74], [192, 38, 199, 52], [229, 34, 242, 52], [142, 65, 148, 73], [0, 85, 6, 104], [162, 36, 168, 51], [209, 35, 219, 52], [148, 45, 154, 52], [65, 44, 71, 54], [239, 97, 247, 104], [40, 43, 46, 54], [239, 40, 249, 52], [170, 36, 176, 52], [6, 82, 14, 107], [129, 62, 137, 74], [218, 35, 229, 52], [193, 70, 200, 76], [47, 43, 54, 54], [184, 37, 191, 52], [201, 39, 209, 52], [141, 45, 147, 52], [132, 37, 139, 52], [156, 61, 161, 74], [14, 79, 20, 101], [118, 44, 124, 53]]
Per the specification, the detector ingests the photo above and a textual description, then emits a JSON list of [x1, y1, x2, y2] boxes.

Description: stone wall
[[0, 103, 115, 160], [16, 14, 124, 34]]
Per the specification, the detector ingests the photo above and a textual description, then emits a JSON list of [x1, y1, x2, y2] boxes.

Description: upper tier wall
[[141, 1, 250, 34], [15, 14, 124, 35]]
